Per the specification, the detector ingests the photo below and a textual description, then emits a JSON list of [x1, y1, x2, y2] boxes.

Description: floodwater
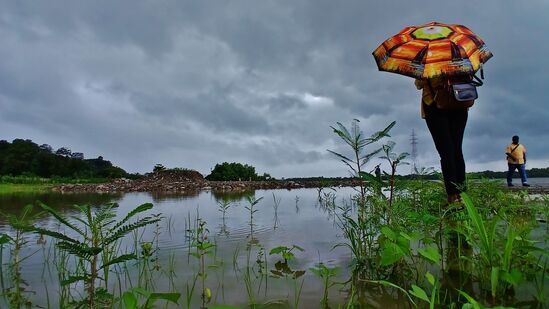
[[0, 185, 547, 308], [0, 188, 358, 308]]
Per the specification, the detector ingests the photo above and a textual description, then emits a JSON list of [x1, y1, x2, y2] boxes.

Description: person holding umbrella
[[373, 22, 493, 204]]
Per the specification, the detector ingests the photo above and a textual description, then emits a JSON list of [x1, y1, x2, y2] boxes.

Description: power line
[[410, 129, 418, 174]]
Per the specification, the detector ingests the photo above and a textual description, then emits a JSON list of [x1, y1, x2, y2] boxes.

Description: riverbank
[[6, 169, 549, 194], [0, 183, 51, 194]]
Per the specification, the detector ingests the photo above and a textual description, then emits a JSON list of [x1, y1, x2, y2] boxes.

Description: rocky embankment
[[52, 170, 362, 194]]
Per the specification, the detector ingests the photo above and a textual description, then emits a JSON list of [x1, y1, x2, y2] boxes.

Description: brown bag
[[429, 78, 475, 110]]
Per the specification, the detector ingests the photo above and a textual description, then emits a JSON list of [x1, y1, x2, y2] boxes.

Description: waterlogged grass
[[0, 183, 51, 194], [0, 175, 109, 185]]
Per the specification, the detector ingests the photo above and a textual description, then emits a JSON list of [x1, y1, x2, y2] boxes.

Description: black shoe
[[507, 183, 514, 187], [522, 183, 530, 187]]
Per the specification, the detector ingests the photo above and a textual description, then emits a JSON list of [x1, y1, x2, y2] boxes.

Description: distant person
[[374, 165, 381, 180], [505, 135, 530, 187]]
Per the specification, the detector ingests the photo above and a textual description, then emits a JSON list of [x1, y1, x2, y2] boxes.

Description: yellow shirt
[[506, 143, 526, 164], [415, 78, 445, 118]]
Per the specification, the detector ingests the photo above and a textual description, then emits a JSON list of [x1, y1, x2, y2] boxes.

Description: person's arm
[[415, 79, 424, 90], [523, 146, 527, 163], [505, 145, 515, 160]]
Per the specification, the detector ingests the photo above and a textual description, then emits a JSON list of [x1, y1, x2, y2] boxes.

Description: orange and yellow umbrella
[[372, 22, 493, 79]]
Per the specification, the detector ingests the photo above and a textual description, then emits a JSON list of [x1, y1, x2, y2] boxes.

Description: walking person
[[505, 135, 530, 187], [415, 77, 469, 204]]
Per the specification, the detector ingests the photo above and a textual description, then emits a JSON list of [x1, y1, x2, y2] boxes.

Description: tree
[[55, 147, 72, 157], [71, 152, 84, 160], [153, 164, 166, 172], [206, 162, 264, 181], [0, 139, 130, 179], [39, 144, 53, 153]]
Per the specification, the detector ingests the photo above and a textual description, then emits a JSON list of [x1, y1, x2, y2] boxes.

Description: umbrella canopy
[[372, 22, 493, 79]]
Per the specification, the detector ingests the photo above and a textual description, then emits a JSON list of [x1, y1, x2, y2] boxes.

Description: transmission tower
[[410, 129, 418, 174]]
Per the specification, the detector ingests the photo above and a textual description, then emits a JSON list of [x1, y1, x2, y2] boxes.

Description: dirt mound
[[143, 169, 205, 183]]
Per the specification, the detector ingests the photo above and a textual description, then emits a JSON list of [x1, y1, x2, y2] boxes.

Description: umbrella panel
[[373, 22, 492, 79]]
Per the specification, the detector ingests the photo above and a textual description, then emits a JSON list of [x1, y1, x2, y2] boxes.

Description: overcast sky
[[1, 0, 548, 178]]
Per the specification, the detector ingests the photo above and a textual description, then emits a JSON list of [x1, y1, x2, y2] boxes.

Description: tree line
[[0, 139, 128, 179]]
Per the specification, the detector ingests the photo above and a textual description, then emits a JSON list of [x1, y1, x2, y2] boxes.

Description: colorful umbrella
[[372, 22, 492, 79]]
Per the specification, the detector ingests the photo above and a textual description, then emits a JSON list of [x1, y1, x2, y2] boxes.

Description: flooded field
[[0, 182, 548, 308]]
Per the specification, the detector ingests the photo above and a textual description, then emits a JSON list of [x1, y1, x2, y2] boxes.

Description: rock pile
[[52, 169, 363, 194]]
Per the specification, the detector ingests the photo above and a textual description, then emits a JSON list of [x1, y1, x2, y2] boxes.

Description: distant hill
[[0, 139, 128, 179]]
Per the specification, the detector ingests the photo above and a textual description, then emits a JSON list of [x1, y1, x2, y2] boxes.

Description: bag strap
[[472, 74, 483, 86], [510, 144, 520, 153]]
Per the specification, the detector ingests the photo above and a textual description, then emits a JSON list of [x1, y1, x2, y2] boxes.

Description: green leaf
[[32, 228, 79, 244], [105, 215, 161, 245], [61, 275, 87, 286], [293, 244, 304, 251], [110, 203, 154, 232], [381, 226, 397, 241], [418, 245, 441, 265], [0, 233, 13, 245], [409, 285, 429, 303], [501, 268, 523, 287], [380, 242, 405, 266], [147, 292, 181, 305], [457, 290, 482, 308], [37, 202, 86, 237], [269, 246, 288, 255], [122, 291, 138, 309], [99, 253, 137, 270], [491, 267, 499, 298], [366, 280, 416, 307], [425, 272, 435, 287]]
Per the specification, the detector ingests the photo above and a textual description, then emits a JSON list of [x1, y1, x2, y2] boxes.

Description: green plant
[[328, 119, 395, 207], [309, 262, 341, 306], [0, 204, 41, 308], [269, 245, 306, 308], [32, 202, 161, 308], [378, 140, 409, 220], [188, 218, 215, 308], [244, 195, 263, 244], [122, 287, 180, 309]]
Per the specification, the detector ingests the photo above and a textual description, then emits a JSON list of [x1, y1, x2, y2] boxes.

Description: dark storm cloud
[[1, 0, 548, 176]]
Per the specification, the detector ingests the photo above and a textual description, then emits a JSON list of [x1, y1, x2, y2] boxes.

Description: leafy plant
[[0, 204, 43, 308], [188, 218, 216, 308], [309, 262, 341, 306], [269, 244, 306, 308], [378, 140, 409, 219], [32, 202, 161, 308], [328, 119, 395, 206], [122, 287, 180, 309], [269, 245, 304, 263]]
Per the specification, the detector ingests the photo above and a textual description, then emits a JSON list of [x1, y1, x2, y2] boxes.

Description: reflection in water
[[211, 190, 255, 203], [149, 191, 200, 203], [272, 193, 280, 230], [0, 192, 122, 224]]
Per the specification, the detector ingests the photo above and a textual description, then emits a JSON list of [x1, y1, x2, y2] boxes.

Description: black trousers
[[424, 105, 468, 195]]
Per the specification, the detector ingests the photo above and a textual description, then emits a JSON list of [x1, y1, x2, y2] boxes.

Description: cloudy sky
[[1, 1, 548, 178]]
